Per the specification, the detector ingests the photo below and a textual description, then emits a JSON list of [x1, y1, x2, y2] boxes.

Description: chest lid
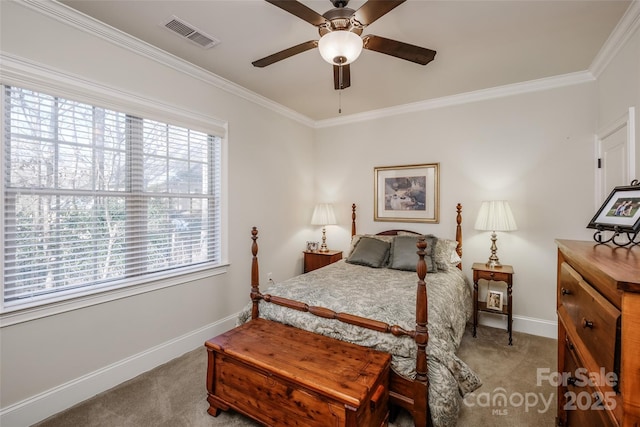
[[206, 318, 391, 407]]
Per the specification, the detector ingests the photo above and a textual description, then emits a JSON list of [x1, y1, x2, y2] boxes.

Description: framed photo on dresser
[[588, 183, 640, 232]]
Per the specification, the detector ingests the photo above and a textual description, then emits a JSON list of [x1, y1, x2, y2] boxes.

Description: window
[[2, 85, 222, 310]]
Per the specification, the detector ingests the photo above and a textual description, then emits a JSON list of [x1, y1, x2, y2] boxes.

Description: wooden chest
[[205, 318, 391, 427]]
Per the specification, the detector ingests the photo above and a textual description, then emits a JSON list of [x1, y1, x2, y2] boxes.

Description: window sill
[[0, 263, 228, 327]]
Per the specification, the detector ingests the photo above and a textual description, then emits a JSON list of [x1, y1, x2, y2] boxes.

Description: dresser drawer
[[559, 262, 621, 375], [561, 337, 616, 427], [474, 268, 511, 283]]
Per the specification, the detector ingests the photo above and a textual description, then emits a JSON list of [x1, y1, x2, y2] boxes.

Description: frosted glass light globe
[[318, 31, 363, 65]]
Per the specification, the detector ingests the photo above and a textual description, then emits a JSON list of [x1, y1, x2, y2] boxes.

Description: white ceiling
[[59, 0, 631, 121]]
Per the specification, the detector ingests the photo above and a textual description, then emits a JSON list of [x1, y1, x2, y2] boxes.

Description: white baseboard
[[0, 314, 237, 427], [477, 312, 557, 339]]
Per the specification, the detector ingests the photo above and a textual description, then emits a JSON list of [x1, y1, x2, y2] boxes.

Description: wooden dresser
[[205, 318, 390, 427], [556, 239, 640, 427]]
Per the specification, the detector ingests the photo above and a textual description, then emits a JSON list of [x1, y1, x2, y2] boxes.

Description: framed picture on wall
[[587, 182, 640, 232], [374, 163, 440, 223]]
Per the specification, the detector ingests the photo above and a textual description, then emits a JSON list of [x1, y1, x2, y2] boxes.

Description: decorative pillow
[[348, 234, 394, 258], [348, 234, 364, 256], [389, 234, 437, 272], [346, 236, 391, 268], [388, 231, 417, 265], [434, 238, 461, 271]]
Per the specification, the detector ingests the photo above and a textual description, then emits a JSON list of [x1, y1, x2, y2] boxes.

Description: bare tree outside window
[[2, 86, 222, 306]]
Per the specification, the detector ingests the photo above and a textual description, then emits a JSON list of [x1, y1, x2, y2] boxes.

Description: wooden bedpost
[[413, 236, 429, 426], [351, 203, 357, 237], [250, 227, 260, 319], [456, 203, 463, 270]]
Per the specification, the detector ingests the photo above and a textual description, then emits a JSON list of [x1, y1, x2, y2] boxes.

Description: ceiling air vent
[[162, 16, 220, 49]]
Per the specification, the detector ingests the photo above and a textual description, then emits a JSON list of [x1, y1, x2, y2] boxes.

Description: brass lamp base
[[319, 226, 329, 252], [485, 231, 503, 268]]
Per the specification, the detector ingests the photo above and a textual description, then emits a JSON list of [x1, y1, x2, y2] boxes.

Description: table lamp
[[311, 203, 337, 252], [474, 200, 517, 268]]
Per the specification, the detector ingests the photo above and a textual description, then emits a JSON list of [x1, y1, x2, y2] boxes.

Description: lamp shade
[[311, 203, 337, 226], [474, 201, 517, 232], [318, 31, 363, 65]]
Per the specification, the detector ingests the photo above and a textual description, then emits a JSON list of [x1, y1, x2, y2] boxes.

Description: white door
[[595, 107, 636, 204]]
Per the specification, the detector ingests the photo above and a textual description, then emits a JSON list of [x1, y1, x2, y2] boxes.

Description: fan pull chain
[[338, 62, 343, 114]]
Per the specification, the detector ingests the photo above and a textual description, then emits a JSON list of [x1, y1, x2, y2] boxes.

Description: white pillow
[[435, 238, 461, 271]]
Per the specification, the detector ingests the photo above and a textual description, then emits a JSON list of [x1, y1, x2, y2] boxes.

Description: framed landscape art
[[374, 163, 440, 223]]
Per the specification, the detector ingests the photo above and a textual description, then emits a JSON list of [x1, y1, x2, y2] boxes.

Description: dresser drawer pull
[[581, 318, 594, 329], [561, 287, 571, 296], [565, 336, 574, 350]]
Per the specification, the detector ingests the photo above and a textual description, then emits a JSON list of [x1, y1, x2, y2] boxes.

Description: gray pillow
[[346, 236, 391, 268], [389, 234, 437, 272]]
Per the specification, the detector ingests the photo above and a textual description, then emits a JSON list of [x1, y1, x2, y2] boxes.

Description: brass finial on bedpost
[[415, 236, 429, 385], [251, 227, 260, 320]]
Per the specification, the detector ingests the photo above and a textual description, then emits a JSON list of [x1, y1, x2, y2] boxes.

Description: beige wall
[[313, 4, 640, 339], [314, 83, 598, 331], [597, 23, 640, 178], [0, 1, 315, 423]]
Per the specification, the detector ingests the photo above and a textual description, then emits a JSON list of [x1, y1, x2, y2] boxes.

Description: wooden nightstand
[[303, 250, 342, 273], [472, 263, 514, 345]]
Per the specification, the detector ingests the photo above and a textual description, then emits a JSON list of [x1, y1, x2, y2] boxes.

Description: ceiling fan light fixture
[[318, 30, 363, 65]]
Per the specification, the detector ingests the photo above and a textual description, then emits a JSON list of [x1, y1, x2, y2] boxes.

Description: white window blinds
[[2, 85, 222, 308]]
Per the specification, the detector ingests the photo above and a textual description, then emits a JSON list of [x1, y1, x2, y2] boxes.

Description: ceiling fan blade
[[353, 0, 406, 26], [265, 0, 327, 26], [333, 63, 351, 90], [362, 34, 436, 65], [252, 40, 319, 67]]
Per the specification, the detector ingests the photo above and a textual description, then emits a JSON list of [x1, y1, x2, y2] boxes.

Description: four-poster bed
[[209, 203, 480, 427]]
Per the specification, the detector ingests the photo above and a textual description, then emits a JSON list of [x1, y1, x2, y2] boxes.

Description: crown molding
[[0, 52, 229, 137], [318, 0, 640, 130], [314, 71, 596, 128], [590, 0, 640, 77], [15, 0, 636, 130], [19, 0, 315, 128]]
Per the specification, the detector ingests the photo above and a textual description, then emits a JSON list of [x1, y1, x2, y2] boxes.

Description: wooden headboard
[[350, 202, 463, 269]]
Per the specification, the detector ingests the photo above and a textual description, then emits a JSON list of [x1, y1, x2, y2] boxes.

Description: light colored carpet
[[34, 323, 556, 426], [457, 324, 557, 426]]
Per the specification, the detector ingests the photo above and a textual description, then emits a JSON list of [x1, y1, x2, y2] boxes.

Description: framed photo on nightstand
[[486, 290, 503, 311]]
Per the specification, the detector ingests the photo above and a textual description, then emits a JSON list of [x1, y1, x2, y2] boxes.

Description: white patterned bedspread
[[237, 260, 482, 427]]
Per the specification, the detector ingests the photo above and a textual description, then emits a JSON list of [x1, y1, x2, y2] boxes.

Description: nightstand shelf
[[472, 262, 514, 345], [476, 301, 509, 316]]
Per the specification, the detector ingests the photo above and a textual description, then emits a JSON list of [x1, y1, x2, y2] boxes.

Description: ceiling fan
[[252, 0, 437, 90]]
